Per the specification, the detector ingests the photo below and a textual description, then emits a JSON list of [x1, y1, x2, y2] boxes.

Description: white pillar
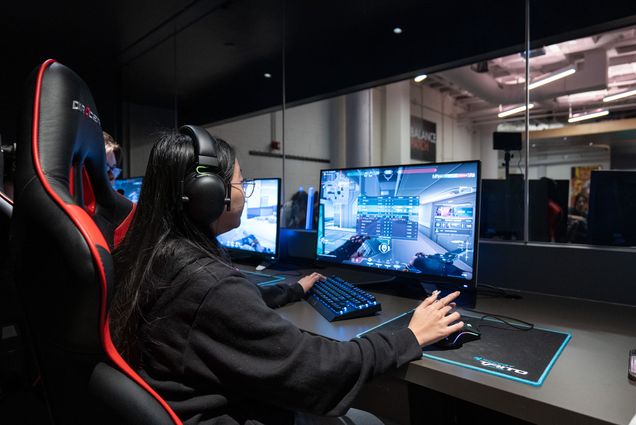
[[383, 80, 410, 165], [345, 90, 372, 167]]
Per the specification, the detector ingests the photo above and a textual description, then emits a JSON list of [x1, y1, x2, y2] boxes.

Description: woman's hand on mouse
[[407, 291, 464, 346], [297, 272, 326, 293]]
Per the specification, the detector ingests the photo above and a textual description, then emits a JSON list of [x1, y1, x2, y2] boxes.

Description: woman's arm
[[188, 273, 422, 416]]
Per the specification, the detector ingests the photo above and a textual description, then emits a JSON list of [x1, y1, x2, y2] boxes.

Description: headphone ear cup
[[183, 173, 227, 228]]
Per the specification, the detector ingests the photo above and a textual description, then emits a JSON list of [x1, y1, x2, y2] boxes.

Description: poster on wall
[[569, 165, 601, 214], [410, 116, 437, 162]]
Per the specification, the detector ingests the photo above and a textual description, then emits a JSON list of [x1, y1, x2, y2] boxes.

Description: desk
[[241, 263, 636, 424]]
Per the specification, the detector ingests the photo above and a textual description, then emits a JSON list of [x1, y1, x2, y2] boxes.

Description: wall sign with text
[[410, 116, 437, 162]]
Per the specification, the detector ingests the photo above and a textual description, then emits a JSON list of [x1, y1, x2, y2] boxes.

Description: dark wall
[[478, 241, 636, 306]]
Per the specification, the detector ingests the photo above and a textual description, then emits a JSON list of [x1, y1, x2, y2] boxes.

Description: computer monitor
[[217, 177, 281, 259], [112, 177, 143, 203], [317, 161, 481, 289], [588, 170, 636, 246]]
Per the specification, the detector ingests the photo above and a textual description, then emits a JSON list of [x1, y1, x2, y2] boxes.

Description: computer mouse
[[433, 323, 481, 349]]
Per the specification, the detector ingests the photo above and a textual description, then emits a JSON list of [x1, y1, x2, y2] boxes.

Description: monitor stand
[[255, 259, 276, 271], [363, 276, 476, 308], [229, 253, 284, 273]]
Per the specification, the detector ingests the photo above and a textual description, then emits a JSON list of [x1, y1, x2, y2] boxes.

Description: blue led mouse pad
[[358, 311, 570, 386]]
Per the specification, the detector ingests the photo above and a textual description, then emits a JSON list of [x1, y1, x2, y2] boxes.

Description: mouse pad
[[241, 270, 286, 287], [358, 310, 571, 386]]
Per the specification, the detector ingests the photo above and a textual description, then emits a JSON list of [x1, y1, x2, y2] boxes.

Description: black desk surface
[[240, 262, 636, 425]]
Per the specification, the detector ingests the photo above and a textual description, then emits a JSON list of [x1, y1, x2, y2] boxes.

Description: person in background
[[109, 129, 464, 425], [283, 189, 308, 228], [104, 131, 122, 185], [567, 192, 589, 243], [312, 190, 320, 230], [541, 177, 564, 243]]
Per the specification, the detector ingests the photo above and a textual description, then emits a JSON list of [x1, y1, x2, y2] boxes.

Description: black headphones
[[179, 125, 231, 228]]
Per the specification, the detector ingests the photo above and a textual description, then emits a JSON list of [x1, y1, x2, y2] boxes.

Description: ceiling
[[2, 0, 636, 143], [425, 25, 636, 126]]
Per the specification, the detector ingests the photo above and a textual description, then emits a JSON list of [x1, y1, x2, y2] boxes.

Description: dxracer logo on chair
[[72, 100, 101, 126], [473, 356, 528, 375]]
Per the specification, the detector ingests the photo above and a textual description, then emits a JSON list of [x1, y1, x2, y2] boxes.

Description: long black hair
[[109, 130, 236, 365]]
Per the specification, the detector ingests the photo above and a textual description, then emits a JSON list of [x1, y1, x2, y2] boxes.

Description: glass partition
[[279, 2, 527, 236], [275, 53, 532, 238], [116, 2, 636, 251], [527, 23, 636, 247]]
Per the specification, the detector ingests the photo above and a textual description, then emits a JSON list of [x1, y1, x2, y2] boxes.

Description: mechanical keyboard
[[305, 275, 382, 321]]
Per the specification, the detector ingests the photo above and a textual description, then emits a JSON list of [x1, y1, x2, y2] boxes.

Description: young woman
[[109, 128, 464, 425]]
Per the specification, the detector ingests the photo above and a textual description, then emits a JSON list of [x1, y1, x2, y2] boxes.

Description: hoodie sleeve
[[257, 281, 305, 308]]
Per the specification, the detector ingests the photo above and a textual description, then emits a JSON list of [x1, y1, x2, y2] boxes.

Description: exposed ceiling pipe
[[441, 49, 608, 106]]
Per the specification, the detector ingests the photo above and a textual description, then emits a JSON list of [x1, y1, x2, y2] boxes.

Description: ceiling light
[[603, 88, 636, 102], [414, 74, 427, 83], [264, 73, 272, 78], [498, 103, 534, 118], [567, 109, 609, 123], [528, 67, 576, 90], [393, 27, 403, 34]]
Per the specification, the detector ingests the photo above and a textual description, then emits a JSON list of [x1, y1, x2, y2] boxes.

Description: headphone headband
[[179, 125, 219, 168]]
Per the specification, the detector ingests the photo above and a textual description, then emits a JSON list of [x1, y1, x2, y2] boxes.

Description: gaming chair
[[9, 59, 181, 424]]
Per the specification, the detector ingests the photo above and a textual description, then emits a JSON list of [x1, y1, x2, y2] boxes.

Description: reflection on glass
[[269, 21, 636, 249], [527, 24, 636, 247]]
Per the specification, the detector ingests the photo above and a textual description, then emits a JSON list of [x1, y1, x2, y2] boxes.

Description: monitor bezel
[[315, 160, 481, 289], [218, 177, 282, 260]]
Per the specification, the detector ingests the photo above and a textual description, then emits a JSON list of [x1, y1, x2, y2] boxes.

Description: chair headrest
[[28, 60, 107, 203], [18, 59, 134, 249]]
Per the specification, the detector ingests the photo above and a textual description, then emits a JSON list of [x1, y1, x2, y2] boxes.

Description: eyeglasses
[[106, 164, 122, 180], [231, 179, 255, 198]]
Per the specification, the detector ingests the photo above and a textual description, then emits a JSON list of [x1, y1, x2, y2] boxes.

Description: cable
[[476, 283, 522, 299], [348, 276, 397, 286], [462, 307, 534, 331]]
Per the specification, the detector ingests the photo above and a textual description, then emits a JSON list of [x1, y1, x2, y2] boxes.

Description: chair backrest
[[10, 59, 181, 425]]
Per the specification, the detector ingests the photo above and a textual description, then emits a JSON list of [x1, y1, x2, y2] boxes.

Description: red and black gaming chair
[[10, 59, 181, 424]]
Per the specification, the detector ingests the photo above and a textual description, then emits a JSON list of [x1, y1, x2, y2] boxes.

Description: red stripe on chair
[[32, 60, 111, 328], [66, 205, 109, 250], [69, 166, 75, 197], [113, 202, 135, 249], [103, 316, 183, 425], [81, 167, 96, 216], [32, 59, 182, 425]]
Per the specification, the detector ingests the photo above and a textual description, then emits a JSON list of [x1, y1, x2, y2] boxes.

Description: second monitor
[[113, 176, 143, 203], [217, 177, 281, 260]]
